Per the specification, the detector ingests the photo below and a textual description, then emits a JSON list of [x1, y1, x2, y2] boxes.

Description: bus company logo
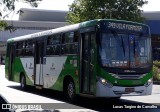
[[124, 70, 136, 73], [132, 80, 142, 85], [50, 63, 55, 70], [29, 63, 33, 69]]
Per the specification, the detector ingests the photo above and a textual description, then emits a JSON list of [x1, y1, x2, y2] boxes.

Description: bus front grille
[[113, 90, 144, 95], [111, 73, 147, 79]]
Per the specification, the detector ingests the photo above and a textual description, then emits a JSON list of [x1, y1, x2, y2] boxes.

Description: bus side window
[[61, 34, 66, 54], [61, 32, 78, 55], [74, 31, 79, 42], [54, 35, 61, 45], [61, 32, 70, 54], [71, 31, 79, 54], [47, 36, 53, 45], [16, 41, 24, 57], [62, 34, 65, 44], [24, 41, 34, 56], [46, 34, 61, 55]]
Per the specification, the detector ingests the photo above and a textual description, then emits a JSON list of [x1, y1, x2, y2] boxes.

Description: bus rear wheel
[[20, 75, 26, 90], [65, 80, 76, 101]]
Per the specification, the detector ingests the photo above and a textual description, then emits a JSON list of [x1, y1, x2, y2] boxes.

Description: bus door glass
[[34, 41, 44, 86], [8, 44, 16, 80], [81, 32, 95, 94]]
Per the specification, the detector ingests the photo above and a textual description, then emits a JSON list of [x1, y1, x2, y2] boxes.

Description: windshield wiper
[[111, 30, 126, 57], [121, 36, 125, 56]]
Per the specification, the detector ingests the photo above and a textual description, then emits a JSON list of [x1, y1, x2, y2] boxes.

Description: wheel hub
[[68, 83, 74, 98]]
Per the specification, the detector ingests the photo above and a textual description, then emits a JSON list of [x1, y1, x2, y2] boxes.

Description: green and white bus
[[5, 19, 153, 100]]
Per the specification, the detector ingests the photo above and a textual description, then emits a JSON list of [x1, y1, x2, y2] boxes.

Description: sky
[[2, 0, 160, 20]]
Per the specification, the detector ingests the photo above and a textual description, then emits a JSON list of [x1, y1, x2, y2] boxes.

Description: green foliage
[[153, 61, 160, 81], [1, 0, 42, 12], [153, 60, 160, 67], [67, 0, 148, 24], [0, 0, 42, 30], [0, 21, 7, 30]]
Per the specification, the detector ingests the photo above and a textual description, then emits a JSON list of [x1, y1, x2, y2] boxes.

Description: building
[[0, 8, 69, 64], [142, 12, 160, 60]]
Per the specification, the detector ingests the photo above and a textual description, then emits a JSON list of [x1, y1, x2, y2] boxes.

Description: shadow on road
[[7, 85, 160, 112]]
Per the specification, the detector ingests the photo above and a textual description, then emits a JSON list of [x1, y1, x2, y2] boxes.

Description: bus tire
[[20, 74, 26, 90], [65, 79, 76, 101]]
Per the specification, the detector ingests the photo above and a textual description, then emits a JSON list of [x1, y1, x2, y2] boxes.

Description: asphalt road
[[0, 65, 160, 112]]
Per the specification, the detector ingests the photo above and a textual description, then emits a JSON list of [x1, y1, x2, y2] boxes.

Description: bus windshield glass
[[99, 32, 152, 69]]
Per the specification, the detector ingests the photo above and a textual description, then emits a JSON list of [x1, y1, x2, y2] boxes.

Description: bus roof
[[7, 23, 80, 43], [80, 19, 148, 28], [7, 19, 148, 43]]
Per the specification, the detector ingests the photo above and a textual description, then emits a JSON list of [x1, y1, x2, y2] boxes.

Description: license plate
[[125, 88, 135, 93]]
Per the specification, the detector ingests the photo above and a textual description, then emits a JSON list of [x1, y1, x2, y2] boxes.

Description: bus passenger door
[[81, 33, 95, 94], [34, 41, 44, 86], [8, 44, 16, 80]]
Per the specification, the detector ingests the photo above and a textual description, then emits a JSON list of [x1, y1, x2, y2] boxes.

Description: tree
[[67, 0, 148, 24], [0, 0, 42, 30]]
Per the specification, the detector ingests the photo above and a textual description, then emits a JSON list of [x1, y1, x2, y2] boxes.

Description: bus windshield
[[99, 32, 152, 69]]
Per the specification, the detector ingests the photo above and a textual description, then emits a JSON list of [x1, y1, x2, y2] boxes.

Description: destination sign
[[107, 22, 143, 32]]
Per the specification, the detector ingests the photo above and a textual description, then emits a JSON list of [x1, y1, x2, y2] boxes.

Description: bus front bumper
[[96, 81, 152, 97]]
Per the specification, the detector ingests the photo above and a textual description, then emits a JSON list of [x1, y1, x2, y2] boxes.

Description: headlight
[[97, 77, 113, 88], [144, 78, 152, 87], [101, 78, 107, 85]]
